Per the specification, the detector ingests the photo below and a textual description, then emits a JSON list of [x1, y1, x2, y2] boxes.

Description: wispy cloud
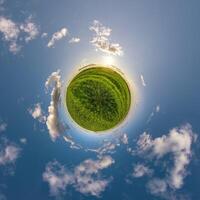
[[69, 37, 80, 43], [89, 20, 123, 56], [63, 135, 82, 150], [47, 28, 68, 48], [43, 156, 114, 197], [140, 75, 146, 87], [0, 16, 39, 54], [45, 70, 68, 141], [147, 104, 160, 123]]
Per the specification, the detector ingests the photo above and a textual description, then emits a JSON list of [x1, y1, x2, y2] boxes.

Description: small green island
[[66, 64, 131, 132]]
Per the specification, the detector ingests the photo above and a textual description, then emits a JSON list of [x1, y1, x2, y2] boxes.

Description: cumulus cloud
[[136, 124, 196, 194], [47, 28, 68, 48], [45, 70, 68, 141], [43, 156, 114, 197], [69, 37, 80, 43], [132, 164, 152, 178], [28, 103, 46, 123], [0, 16, 39, 54], [89, 20, 123, 56], [140, 75, 146, 87]]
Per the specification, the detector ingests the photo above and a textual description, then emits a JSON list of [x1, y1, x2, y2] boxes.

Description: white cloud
[[41, 32, 48, 38], [63, 135, 82, 150], [0, 143, 21, 166], [132, 164, 152, 178], [0, 16, 39, 54], [0, 16, 20, 53], [156, 105, 160, 112], [74, 156, 114, 196], [0, 122, 7, 133], [43, 160, 74, 196], [28, 103, 46, 123], [147, 178, 167, 195], [45, 70, 68, 141], [20, 138, 27, 144], [20, 17, 39, 42], [140, 75, 146, 87], [8, 42, 21, 54], [137, 124, 196, 193], [69, 37, 80, 43], [89, 20, 123, 56], [47, 28, 68, 48], [43, 156, 114, 197], [88, 141, 117, 155], [86, 134, 130, 155], [147, 105, 161, 123], [121, 133, 128, 144]]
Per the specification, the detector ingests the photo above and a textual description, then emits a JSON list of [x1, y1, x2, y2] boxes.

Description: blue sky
[[0, 0, 200, 200]]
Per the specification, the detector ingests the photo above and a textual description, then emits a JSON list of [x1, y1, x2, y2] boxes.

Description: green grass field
[[66, 65, 131, 132]]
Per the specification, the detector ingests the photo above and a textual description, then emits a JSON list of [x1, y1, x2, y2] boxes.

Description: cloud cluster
[[0, 16, 39, 53], [89, 20, 123, 56], [43, 156, 114, 197], [47, 28, 68, 48], [45, 70, 68, 141], [136, 124, 196, 196]]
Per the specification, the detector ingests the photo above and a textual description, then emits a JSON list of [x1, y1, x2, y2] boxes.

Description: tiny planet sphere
[[66, 64, 131, 132]]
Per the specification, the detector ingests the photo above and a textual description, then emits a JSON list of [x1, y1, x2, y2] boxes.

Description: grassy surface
[[66, 65, 131, 132]]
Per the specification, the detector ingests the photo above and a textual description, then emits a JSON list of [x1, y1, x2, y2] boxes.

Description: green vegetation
[[66, 65, 131, 132]]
